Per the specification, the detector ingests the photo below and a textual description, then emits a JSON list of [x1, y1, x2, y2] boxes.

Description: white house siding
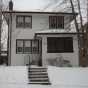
[[10, 13, 76, 66], [40, 34, 79, 67], [64, 15, 71, 30]]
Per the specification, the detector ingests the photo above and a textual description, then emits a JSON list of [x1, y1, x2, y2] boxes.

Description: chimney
[[9, 0, 13, 11]]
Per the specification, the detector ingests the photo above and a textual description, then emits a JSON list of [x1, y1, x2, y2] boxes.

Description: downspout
[[8, 0, 13, 65], [8, 11, 12, 65]]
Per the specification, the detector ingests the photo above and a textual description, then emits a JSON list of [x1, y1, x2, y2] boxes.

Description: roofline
[[35, 32, 83, 35], [2, 10, 78, 15]]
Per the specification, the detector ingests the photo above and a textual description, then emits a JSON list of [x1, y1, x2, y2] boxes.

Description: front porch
[[34, 32, 79, 67]]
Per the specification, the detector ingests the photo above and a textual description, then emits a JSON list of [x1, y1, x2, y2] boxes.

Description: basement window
[[47, 37, 73, 53], [16, 39, 39, 54], [49, 16, 64, 29], [16, 15, 32, 28]]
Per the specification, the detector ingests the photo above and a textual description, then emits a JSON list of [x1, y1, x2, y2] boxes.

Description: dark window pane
[[56, 38, 64, 52], [25, 23, 31, 28], [17, 47, 23, 53], [32, 40, 39, 53], [16, 40, 23, 53], [24, 41, 31, 53], [64, 37, 73, 52], [32, 47, 38, 53], [49, 16, 64, 29], [47, 37, 73, 53], [24, 47, 31, 53], [16, 16, 24, 28], [57, 16, 64, 28], [16, 16, 32, 28], [25, 16, 32, 28], [16, 23, 24, 28]]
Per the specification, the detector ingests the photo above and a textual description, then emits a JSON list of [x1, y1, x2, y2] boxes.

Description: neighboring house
[[0, 51, 7, 65]]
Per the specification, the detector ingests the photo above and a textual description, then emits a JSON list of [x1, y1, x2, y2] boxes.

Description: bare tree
[[0, 0, 3, 58]]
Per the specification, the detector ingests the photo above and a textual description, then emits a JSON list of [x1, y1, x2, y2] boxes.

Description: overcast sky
[[2, 0, 50, 11], [13, 0, 47, 11]]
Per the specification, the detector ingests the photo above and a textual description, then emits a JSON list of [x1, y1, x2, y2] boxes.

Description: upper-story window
[[49, 16, 64, 29], [16, 15, 32, 28]]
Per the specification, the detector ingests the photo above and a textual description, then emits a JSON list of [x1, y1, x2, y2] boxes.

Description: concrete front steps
[[28, 66, 51, 85]]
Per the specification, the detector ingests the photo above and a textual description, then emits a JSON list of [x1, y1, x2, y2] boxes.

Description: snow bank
[[0, 66, 28, 84], [48, 66, 88, 86]]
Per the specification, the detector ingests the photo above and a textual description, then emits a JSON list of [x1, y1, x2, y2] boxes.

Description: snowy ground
[[0, 66, 88, 88], [0, 66, 28, 84], [48, 66, 88, 86]]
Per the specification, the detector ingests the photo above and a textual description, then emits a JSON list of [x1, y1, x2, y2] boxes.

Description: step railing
[[28, 55, 31, 72]]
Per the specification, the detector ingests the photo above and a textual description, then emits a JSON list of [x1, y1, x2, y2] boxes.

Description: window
[[16, 40, 23, 53], [16, 39, 39, 54], [16, 15, 32, 28], [49, 16, 64, 29], [32, 40, 39, 53], [47, 37, 73, 53], [24, 40, 31, 53]]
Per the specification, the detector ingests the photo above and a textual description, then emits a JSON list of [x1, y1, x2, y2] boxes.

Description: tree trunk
[[70, 0, 82, 66]]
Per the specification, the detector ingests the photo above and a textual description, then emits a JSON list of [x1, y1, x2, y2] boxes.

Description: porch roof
[[35, 29, 83, 35]]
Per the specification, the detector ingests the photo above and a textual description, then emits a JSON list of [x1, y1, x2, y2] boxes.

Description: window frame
[[16, 39, 39, 54], [47, 37, 73, 53], [16, 39, 24, 54], [49, 16, 64, 29], [16, 15, 32, 28]]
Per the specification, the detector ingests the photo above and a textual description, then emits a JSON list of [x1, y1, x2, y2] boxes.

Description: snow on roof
[[35, 29, 78, 35]]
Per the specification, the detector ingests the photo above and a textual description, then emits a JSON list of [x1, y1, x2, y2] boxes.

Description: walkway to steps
[[28, 66, 51, 85]]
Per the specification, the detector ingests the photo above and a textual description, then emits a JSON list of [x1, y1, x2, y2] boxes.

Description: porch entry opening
[[16, 39, 42, 66]]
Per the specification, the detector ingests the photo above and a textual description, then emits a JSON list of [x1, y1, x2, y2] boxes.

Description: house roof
[[2, 10, 78, 15]]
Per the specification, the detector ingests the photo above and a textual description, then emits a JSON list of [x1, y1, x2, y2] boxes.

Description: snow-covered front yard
[[0, 66, 88, 88], [0, 66, 28, 84]]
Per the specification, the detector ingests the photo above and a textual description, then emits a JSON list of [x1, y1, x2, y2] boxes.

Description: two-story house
[[3, 10, 79, 66]]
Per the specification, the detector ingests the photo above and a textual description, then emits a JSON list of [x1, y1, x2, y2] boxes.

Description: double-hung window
[[49, 16, 64, 29], [24, 40, 31, 53], [16, 39, 39, 54], [16, 40, 24, 53], [16, 15, 32, 28]]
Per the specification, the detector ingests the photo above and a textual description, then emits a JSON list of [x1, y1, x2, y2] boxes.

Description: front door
[[38, 39, 42, 66], [24, 39, 42, 66]]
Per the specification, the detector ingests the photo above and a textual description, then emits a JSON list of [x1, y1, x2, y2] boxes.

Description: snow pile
[[48, 66, 88, 86], [0, 66, 28, 84]]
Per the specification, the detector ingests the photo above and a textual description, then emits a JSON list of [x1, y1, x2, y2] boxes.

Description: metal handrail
[[28, 55, 31, 72]]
